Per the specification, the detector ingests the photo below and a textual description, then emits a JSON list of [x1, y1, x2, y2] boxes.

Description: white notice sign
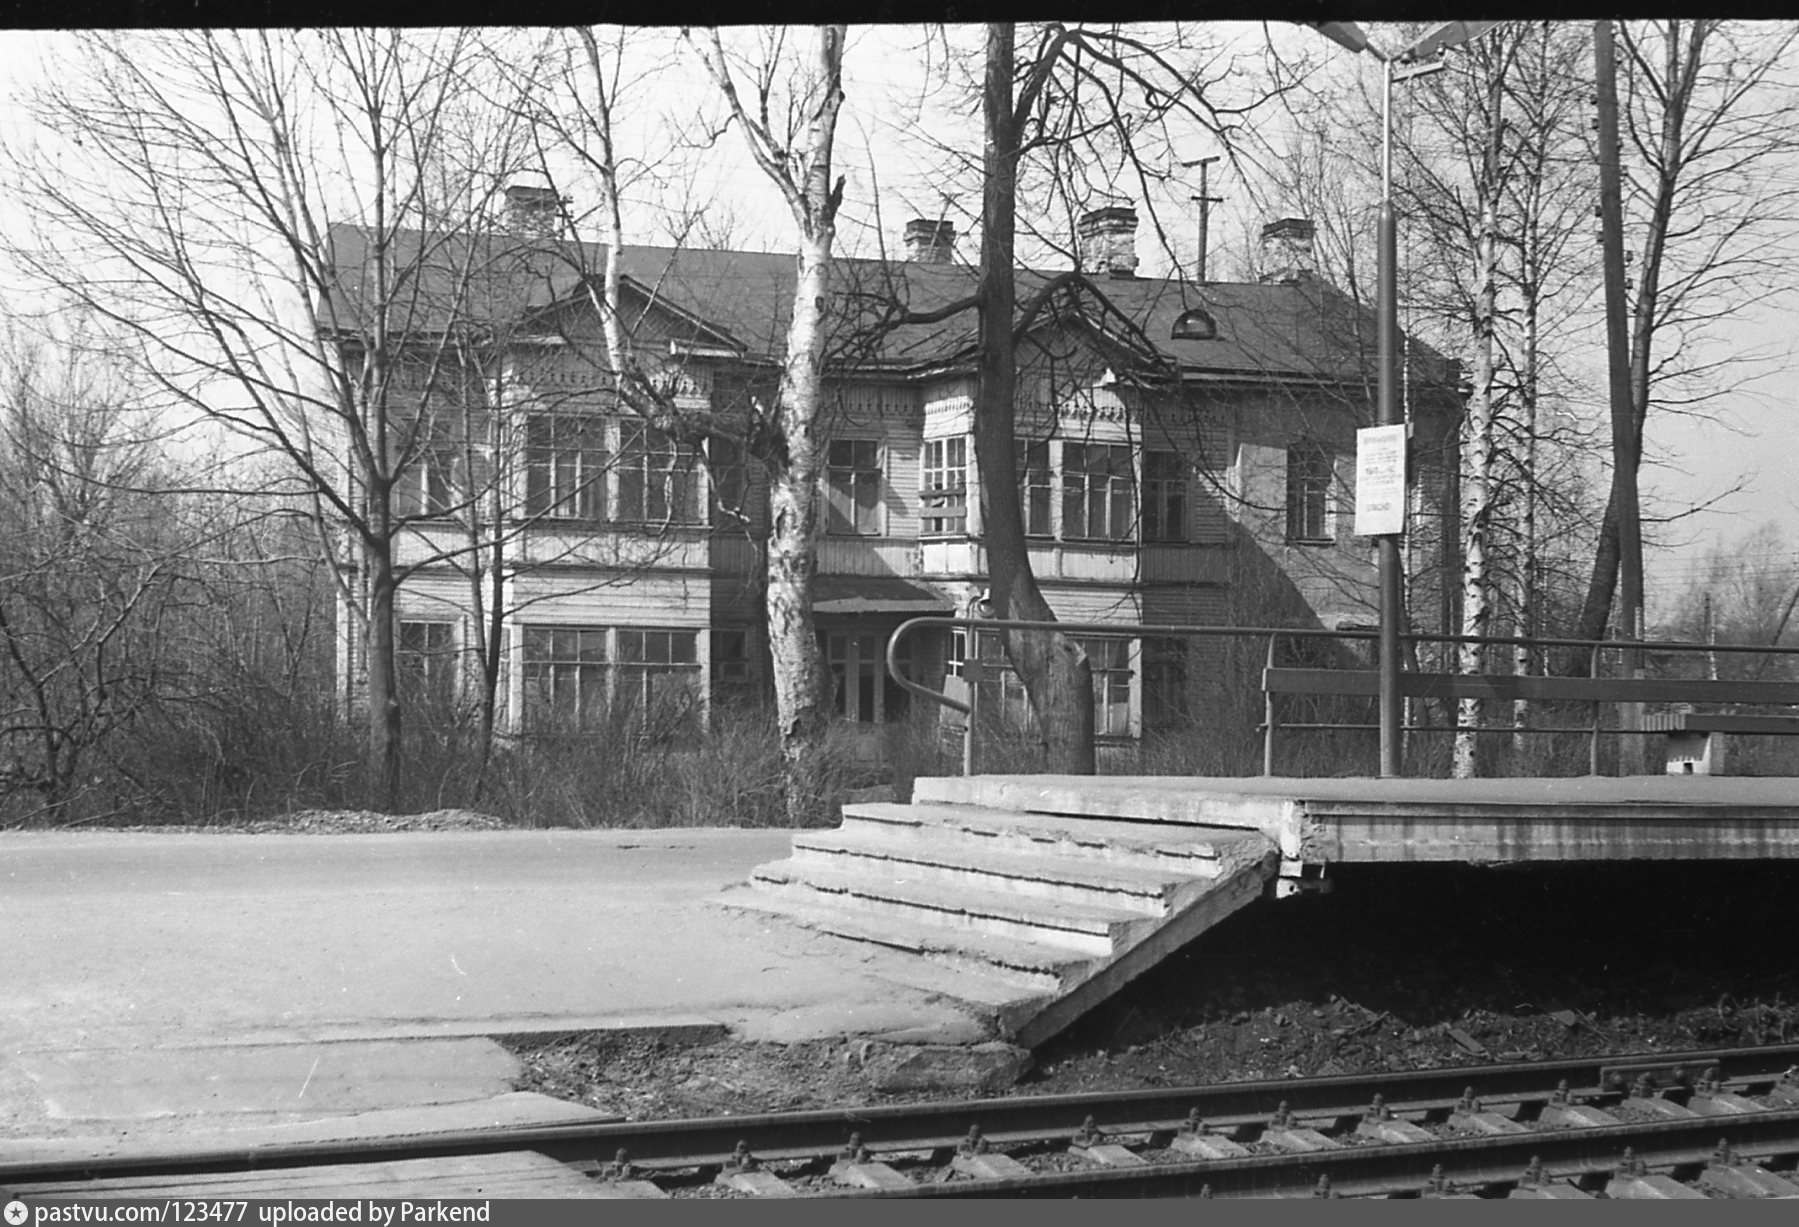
[[1355, 424, 1407, 536]]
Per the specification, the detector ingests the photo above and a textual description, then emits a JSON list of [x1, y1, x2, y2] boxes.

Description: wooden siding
[[508, 571, 708, 627], [1039, 584, 1142, 625], [709, 533, 761, 577], [1139, 544, 1232, 585], [922, 379, 974, 436], [1030, 543, 1137, 585], [1140, 584, 1228, 627], [817, 538, 925, 577]]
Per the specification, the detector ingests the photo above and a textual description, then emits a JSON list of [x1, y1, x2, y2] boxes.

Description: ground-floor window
[[1075, 636, 1133, 737], [966, 630, 1134, 738], [520, 625, 700, 734], [710, 627, 754, 704], [521, 626, 608, 731], [616, 629, 702, 735], [824, 630, 912, 723], [398, 620, 459, 714], [1143, 637, 1190, 730]]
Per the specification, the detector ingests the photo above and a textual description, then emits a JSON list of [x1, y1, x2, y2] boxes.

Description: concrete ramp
[[727, 791, 1279, 1049]]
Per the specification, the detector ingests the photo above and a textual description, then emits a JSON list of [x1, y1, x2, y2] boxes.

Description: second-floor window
[[1061, 442, 1134, 541], [920, 436, 967, 535], [524, 414, 607, 521], [617, 425, 701, 525], [1286, 441, 1333, 542], [1018, 440, 1053, 537], [707, 435, 749, 527], [826, 439, 882, 535], [396, 447, 458, 518], [395, 417, 467, 519], [1142, 450, 1187, 542]]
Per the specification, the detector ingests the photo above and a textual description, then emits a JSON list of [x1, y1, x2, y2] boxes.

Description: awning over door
[[811, 575, 953, 617]]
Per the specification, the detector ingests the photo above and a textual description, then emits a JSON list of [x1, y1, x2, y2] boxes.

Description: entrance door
[[823, 630, 912, 725]]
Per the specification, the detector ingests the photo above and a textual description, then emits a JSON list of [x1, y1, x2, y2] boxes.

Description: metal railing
[[883, 615, 1799, 777]]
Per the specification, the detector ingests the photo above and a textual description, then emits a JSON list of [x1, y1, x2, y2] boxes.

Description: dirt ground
[[504, 858, 1799, 1118]]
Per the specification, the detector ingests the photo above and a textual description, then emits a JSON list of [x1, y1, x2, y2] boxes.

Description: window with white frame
[[397, 446, 458, 518], [1286, 441, 1333, 542], [823, 631, 912, 723], [1142, 450, 1187, 542], [520, 626, 700, 735], [524, 414, 607, 520], [394, 414, 473, 519], [618, 425, 702, 524], [521, 626, 608, 730], [1061, 443, 1135, 541], [615, 628, 701, 733], [920, 436, 967, 535], [825, 439, 882, 535], [965, 631, 1134, 738], [1017, 440, 1053, 537], [1076, 636, 1133, 737], [398, 620, 458, 712]]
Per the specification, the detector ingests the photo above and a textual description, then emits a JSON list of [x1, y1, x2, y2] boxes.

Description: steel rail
[[7, 1042, 1797, 1187], [820, 1108, 1799, 1199]]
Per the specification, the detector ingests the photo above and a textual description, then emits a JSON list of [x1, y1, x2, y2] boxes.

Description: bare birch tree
[[688, 25, 846, 822], [7, 29, 538, 810]]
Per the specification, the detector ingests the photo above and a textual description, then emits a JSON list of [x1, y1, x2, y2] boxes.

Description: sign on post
[[1355, 424, 1407, 537]]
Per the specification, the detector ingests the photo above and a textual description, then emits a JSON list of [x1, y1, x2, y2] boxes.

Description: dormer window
[[1171, 307, 1217, 341]]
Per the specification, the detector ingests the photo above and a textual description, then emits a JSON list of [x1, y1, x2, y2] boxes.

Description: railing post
[[964, 637, 982, 777], [1589, 641, 1602, 776], [1263, 632, 1279, 776]]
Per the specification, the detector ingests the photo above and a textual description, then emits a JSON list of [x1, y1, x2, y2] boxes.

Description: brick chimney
[[904, 218, 956, 264], [1259, 217, 1316, 283], [505, 184, 565, 237], [1078, 205, 1139, 279]]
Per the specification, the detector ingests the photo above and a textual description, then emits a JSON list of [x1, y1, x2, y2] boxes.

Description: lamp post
[[1313, 20, 1497, 778]]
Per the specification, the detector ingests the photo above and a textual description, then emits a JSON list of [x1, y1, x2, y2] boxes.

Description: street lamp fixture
[[1311, 20, 1499, 778]]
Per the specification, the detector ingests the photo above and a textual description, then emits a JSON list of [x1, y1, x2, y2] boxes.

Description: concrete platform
[[0, 827, 997, 1149], [9, 772, 1798, 1155], [922, 775, 1799, 865]]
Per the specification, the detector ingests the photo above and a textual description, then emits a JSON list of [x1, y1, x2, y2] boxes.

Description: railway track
[[7, 1043, 1799, 1199]]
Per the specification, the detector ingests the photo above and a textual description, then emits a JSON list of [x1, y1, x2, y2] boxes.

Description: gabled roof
[[319, 221, 1459, 401]]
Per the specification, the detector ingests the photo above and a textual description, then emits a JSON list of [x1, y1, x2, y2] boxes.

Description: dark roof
[[320, 222, 1459, 396]]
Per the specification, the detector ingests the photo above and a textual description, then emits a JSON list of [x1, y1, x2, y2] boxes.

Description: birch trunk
[[1453, 71, 1505, 780], [692, 25, 845, 822]]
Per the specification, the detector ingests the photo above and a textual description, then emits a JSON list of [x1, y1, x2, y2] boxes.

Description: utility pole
[[1595, 19, 1644, 771], [1184, 155, 1223, 282]]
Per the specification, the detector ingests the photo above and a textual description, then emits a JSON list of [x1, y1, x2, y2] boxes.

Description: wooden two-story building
[[322, 191, 1461, 755]]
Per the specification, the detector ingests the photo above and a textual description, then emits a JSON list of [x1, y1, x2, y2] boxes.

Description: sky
[[0, 22, 1793, 619]]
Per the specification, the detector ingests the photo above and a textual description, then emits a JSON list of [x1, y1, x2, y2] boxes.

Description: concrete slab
[[921, 774, 1799, 864], [17, 1037, 519, 1122], [0, 827, 1003, 1144], [0, 1091, 609, 1168]]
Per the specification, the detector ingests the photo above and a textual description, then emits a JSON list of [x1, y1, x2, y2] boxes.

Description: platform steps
[[726, 797, 1279, 1048]]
